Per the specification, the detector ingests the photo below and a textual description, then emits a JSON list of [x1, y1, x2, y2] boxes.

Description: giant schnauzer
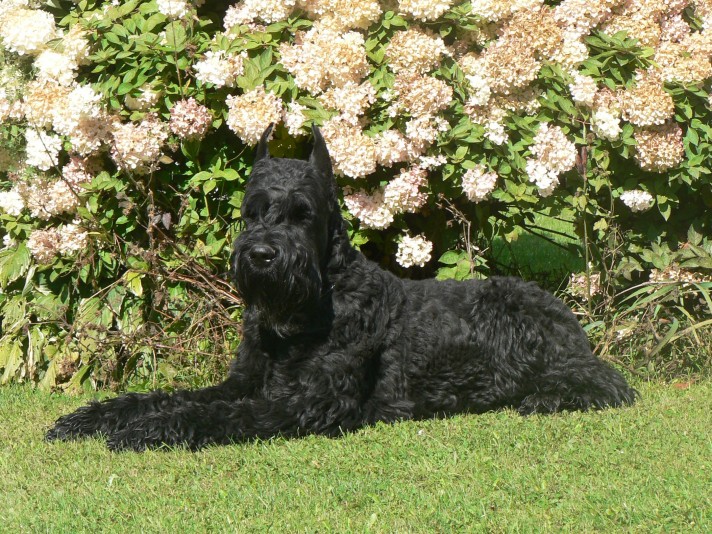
[[47, 126, 637, 451]]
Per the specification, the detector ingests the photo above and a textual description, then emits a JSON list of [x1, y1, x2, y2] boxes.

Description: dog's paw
[[517, 393, 564, 415], [45, 402, 105, 442]]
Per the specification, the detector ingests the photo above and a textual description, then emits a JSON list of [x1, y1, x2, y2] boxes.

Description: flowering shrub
[[1, 0, 712, 389]]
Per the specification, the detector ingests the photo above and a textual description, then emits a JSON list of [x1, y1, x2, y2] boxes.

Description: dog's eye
[[241, 209, 254, 223], [291, 202, 312, 222], [243, 202, 269, 222]]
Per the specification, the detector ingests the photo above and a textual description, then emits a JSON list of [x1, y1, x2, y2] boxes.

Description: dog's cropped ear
[[308, 125, 333, 179], [255, 124, 274, 162]]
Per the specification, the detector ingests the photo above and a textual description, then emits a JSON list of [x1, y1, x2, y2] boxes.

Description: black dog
[[47, 126, 637, 451]]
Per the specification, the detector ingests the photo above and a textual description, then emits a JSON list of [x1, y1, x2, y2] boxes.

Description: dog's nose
[[249, 244, 277, 266]]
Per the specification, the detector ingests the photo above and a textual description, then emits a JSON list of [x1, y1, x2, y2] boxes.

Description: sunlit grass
[[1, 381, 709, 532]]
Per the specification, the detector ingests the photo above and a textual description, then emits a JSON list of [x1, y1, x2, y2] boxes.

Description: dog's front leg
[[46, 377, 246, 442], [45, 390, 172, 442], [104, 397, 294, 451]]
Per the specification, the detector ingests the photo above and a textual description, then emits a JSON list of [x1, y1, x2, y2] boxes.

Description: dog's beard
[[233, 238, 323, 337]]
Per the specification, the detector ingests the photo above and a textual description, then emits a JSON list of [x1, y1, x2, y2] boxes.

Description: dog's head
[[230, 125, 345, 336]]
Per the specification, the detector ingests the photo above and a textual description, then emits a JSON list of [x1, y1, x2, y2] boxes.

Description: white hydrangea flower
[[634, 122, 684, 172], [374, 129, 412, 167], [461, 164, 498, 203], [226, 86, 284, 145], [58, 221, 89, 255], [0, 189, 25, 217], [522, 122, 576, 197], [385, 27, 448, 75], [34, 49, 78, 86], [343, 188, 394, 229], [279, 27, 369, 94], [383, 166, 428, 213], [169, 98, 212, 140], [404, 115, 449, 147], [26, 221, 88, 262], [418, 154, 446, 170], [321, 118, 377, 178], [318, 81, 376, 125], [0, 88, 11, 123], [621, 70, 675, 127], [0, 7, 57, 56], [25, 129, 62, 171], [110, 117, 169, 174], [398, 0, 455, 21], [531, 123, 577, 174], [15, 175, 84, 220], [300, 0, 381, 31], [156, 0, 191, 20], [591, 109, 621, 140], [526, 158, 560, 197], [396, 234, 433, 268], [224, 0, 296, 27], [552, 31, 589, 69], [283, 102, 307, 137], [3, 234, 16, 248], [569, 72, 597, 106], [620, 190, 654, 212], [468, 0, 511, 22], [52, 84, 103, 136], [466, 73, 491, 107], [27, 228, 60, 263], [484, 120, 508, 145], [569, 269, 601, 300], [193, 50, 246, 88], [62, 26, 91, 65]]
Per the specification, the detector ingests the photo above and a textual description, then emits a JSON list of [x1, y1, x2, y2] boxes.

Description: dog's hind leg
[[467, 277, 637, 416], [517, 357, 638, 415]]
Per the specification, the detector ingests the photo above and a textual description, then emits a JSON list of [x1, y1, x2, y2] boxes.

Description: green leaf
[[164, 21, 187, 52], [0, 340, 23, 384], [439, 250, 462, 265], [687, 223, 704, 246], [686, 126, 700, 147], [190, 170, 213, 184], [455, 259, 472, 280], [657, 200, 672, 221], [124, 270, 144, 297], [117, 82, 135, 95], [203, 179, 218, 194], [0, 243, 31, 289], [75, 297, 102, 327], [38, 358, 57, 392], [2, 296, 28, 333]]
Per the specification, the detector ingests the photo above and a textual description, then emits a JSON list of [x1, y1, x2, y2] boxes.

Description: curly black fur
[[46, 126, 637, 451]]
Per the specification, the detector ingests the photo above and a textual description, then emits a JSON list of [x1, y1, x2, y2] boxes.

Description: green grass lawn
[[1, 381, 710, 532]]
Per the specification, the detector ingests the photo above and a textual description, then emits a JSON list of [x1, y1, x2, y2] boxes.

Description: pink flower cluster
[[226, 87, 284, 145], [170, 98, 212, 140], [343, 165, 429, 229]]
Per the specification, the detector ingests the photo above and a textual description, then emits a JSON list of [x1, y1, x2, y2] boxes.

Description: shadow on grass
[[491, 232, 584, 288]]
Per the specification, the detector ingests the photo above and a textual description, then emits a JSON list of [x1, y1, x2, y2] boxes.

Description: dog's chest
[[256, 340, 329, 397]]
